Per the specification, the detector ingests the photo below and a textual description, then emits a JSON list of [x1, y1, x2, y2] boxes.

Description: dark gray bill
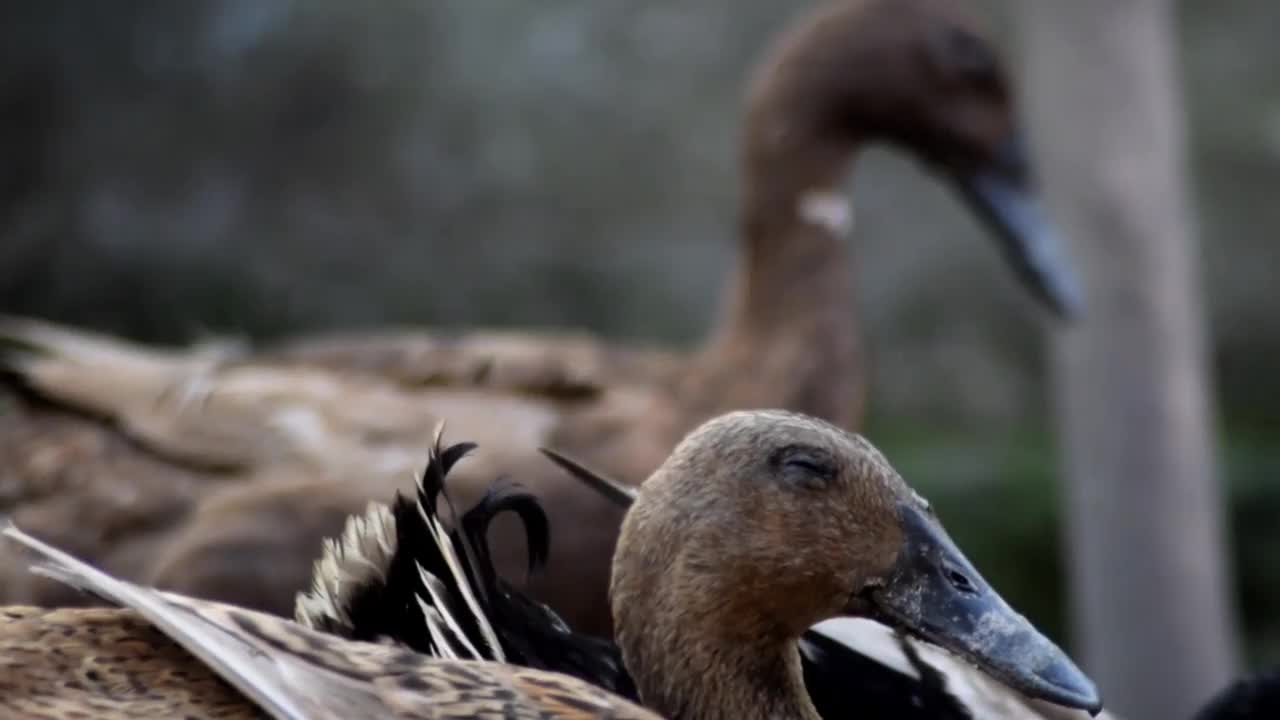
[[868, 502, 1102, 713], [952, 130, 1084, 319]]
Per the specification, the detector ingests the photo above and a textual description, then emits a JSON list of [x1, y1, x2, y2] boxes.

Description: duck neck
[[693, 139, 864, 429], [730, 176, 855, 335], [623, 619, 819, 720], [613, 498, 823, 720]]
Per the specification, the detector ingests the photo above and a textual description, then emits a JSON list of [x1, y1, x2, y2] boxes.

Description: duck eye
[[772, 445, 835, 489]]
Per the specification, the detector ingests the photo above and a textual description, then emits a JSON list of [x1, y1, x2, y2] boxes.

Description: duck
[[0, 0, 1081, 637], [296, 423, 1108, 719], [1192, 668, 1280, 720], [0, 410, 1102, 719]]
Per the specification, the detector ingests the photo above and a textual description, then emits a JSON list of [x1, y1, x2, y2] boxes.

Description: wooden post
[[1018, 0, 1239, 717]]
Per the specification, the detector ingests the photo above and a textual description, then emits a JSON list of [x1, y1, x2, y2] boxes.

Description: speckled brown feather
[[0, 526, 658, 720], [0, 606, 261, 720], [0, 605, 654, 720]]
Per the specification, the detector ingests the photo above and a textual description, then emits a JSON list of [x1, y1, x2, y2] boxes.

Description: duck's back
[[0, 594, 659, 719], [0, 606, 260, 720]]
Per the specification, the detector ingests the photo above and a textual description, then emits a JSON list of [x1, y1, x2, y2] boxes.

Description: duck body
[[0, 0, 1080, 637], [0, 412, 1099, 719], [312, 434, 1103, 720], [1193, 668, 1280, 720]]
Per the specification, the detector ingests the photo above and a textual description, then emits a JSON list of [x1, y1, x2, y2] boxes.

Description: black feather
[[323, 435, 633, 697], [319, 439, 489, 656], [800, 630, 973, 719], [462, 479, 551, 577], [438, 441, 478, 477], [427, 465, 636, 697]]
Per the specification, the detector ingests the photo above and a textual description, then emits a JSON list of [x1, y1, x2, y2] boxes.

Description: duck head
[[611, 410, 1100, 719], [743, 0, 1080, 317]]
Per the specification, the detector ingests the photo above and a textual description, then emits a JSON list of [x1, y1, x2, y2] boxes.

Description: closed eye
[[773, 445, 836, 488], [786, 457, 830, 475]]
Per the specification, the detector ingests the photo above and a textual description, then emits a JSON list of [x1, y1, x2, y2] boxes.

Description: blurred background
[[0, 0, 1274, 714]]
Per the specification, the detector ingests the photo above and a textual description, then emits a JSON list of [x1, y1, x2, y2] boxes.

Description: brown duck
[[0, 0, 1079, 636], [292, 422, 1109, 719], [0, 411, 1102, 719]]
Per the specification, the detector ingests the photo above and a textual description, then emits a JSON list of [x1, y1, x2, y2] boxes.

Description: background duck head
[[733, 0, 1079, 328], [612, 409, 1100, 719]]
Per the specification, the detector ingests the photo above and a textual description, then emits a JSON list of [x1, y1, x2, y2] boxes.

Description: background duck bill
[[952, 134, 1084, 319], [871, 503, 1103, 713]]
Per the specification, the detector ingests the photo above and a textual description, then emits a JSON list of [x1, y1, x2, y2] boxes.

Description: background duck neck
[[693, 171, 863, 429]]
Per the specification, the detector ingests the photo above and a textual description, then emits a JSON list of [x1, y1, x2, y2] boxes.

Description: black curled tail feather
[[420, 439, 477, 515], [319, 437, 490, 657], [353, 435, 550, 663], [328, 433, 639, 700], [462, 479, 550, 582], [403, 438, 639, 699], [448, 476, 636, 699]]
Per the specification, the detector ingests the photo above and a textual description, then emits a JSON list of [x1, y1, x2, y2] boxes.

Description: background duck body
[[0, 318, 608, 615], [0, 0, 1078, 638]]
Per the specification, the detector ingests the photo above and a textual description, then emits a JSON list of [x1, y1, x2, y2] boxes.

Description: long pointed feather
[[425, 434, 490, 604], [538, 446, 637, 508], [410, 431, 507, 662], [419, 498, 505, 661], [417, 562, 484, 659], [416, 597, 463, 660]]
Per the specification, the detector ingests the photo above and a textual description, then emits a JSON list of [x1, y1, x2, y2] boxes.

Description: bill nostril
[[946, 568, 976, 594]]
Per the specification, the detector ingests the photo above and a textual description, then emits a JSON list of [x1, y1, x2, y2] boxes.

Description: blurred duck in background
[[0, 0, 1078, 637]]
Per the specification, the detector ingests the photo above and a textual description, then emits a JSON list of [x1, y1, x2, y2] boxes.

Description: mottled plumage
[[0, 606, 260, 720]]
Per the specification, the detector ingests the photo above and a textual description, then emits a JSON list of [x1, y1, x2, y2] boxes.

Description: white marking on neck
[[797, 189, 853, 237], [911, 489, 931, 512]]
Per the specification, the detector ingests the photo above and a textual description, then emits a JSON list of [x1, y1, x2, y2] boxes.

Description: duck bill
[[950, 131, 1083, 319], [866, 503, 1103, 714]]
